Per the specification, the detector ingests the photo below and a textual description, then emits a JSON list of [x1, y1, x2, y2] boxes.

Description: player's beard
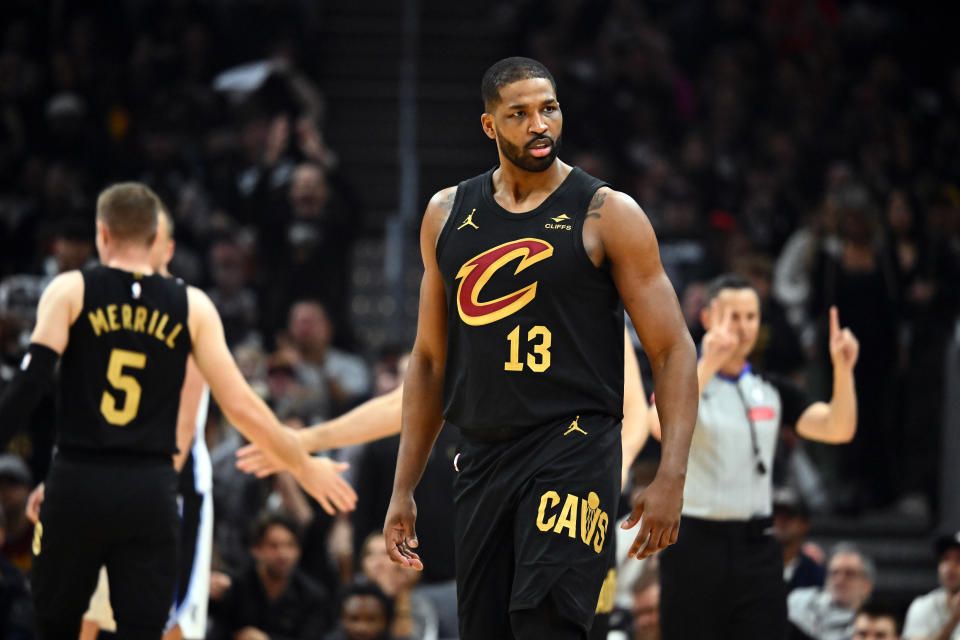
[[497, 130, 561, 172]]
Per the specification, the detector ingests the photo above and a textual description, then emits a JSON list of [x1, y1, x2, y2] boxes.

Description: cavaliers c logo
[[455, 238, 554, 326]]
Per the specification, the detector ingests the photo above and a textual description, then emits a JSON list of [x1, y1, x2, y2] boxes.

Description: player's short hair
[[95, 182, 160, 246], [855, 601, 902, 634], [481, 56, 557, 110], [252, 511, 302, 547], [704, 273, 756, 305], [340, 581, 395, 624]]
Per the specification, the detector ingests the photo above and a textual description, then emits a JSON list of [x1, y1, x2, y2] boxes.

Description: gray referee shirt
[[682, 364, 812, 521]]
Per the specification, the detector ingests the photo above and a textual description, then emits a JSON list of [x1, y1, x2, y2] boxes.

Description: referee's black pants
[[659, 515, 787, 640]]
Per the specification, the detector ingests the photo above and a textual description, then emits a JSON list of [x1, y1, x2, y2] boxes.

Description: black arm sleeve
[[766, 374, 814, 429], [0, 343, 58, 449]]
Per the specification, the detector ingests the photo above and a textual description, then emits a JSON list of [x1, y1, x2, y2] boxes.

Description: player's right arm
[[187, 286, 356, 513], [0, 272, 83, 449], [383, 187, 455, 570], [235, 384, 403, 477]]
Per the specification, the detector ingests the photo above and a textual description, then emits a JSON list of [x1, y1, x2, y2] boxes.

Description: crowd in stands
[[2, 0, 959, 638]]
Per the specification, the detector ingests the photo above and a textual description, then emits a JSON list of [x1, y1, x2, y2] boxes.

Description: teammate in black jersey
[[383, 57, 699, 640], [0, 182, 356, 639]]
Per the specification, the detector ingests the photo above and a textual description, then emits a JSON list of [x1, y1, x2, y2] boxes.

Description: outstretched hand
[[620, 472, 683, 560], [237, 442, 282, 478], [828, 306, 859, 372], [291, 456, 357, 515], [383, 491, 423, 571]]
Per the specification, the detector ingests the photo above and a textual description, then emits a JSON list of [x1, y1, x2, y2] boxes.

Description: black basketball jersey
[[436, 166, 624, 434], [57, 265, 191, 456]]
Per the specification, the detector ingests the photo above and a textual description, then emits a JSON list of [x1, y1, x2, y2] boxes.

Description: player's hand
[[620, 470, 683, 560], [700, 304, 737, 376], [384, 491, 423, 571], [26, 482, 45, 524], [237, 428, 314, 477], [237, 441, 283, 477], [828, 306, 859, 372], [291, 456, 356, 515]]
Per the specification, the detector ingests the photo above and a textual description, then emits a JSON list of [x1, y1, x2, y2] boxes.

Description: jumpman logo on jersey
[[564, 415, 588, 436], [458, 209, 479, 230]]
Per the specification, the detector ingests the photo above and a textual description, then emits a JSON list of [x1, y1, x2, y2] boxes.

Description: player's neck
[[100, 249, 155, 275], [493, 159, 570, 206]]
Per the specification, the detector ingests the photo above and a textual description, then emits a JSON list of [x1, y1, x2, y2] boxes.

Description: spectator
[[788, 542, 876, 640], [0, 505, 34, 640], [206, 237, 260, 347], [902, 530, 960, 640], [210, 512, 334, 640], [773, 487, 826, 593], [326, 582, 394, 640], [284, 300, 370, 419], [630, 567, 660, 640], [359, 533, 438, 640], [854, 602, 902, 640], [260, 163, 357, 341], [0, 455, 34, 574]]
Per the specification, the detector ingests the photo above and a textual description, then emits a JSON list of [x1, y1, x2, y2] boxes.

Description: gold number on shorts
[[100, 348, 147, 426], [504, 325, 552, 372]]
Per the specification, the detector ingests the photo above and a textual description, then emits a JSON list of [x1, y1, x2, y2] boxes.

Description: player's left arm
[[586, 188, 698, 559], [0, 272, 83, 449], [172, 355, 206, 472], [621, 329, 649, 489], [795, 306, 858, 444]]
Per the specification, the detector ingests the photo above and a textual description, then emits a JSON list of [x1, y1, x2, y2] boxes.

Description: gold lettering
[[554, 494, 578, 538], [593, 512, 609, 553], [147, 310, 159, 335], [133, 306, 148, 332], [121, 304, 133, 330], [536, 491, 560, 532], [155, 314, 169, 341], [595, 569, 616, 614], [580, 492, 601, 545], [88, 309, 110, 336], [165, 323, 183, 349], [106, 304, 120, 331]]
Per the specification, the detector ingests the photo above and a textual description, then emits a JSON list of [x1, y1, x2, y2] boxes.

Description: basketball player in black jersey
[[0, 182, 356, 639], [382, 57, 699, 640]]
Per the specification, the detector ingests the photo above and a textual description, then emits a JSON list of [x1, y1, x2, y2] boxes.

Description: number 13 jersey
[[58, 265, 191, 456], [436, 167, 624, 435]]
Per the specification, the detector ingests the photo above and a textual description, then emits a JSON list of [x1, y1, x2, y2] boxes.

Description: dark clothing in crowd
[[210, 565, 334, 640]]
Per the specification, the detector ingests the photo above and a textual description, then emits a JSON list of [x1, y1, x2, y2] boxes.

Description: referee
[[650, 273, 859, 639]]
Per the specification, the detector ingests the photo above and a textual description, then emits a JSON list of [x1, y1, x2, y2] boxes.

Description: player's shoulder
[[589, 186, 644, 218], [41, 270, 84, 303], [423, 185, 460, 235]]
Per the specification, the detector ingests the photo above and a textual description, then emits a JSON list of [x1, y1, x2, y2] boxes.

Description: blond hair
[[95, 182, 160, 246]]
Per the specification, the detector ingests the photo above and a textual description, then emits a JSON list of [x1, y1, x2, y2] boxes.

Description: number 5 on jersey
[[100, 348, 147, 425], [505, 325, 551, 372]]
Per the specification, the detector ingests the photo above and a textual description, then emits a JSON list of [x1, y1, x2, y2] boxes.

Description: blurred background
[[0, 0, 958, 638]]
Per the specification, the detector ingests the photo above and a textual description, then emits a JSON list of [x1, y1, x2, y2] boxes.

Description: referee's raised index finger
[[829, 306, 840, 339]]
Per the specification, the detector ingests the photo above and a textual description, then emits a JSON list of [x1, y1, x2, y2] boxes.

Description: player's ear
[[480, 113, 496, 140]]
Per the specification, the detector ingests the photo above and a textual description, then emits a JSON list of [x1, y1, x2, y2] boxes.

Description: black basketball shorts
[[31, 455, 179, 635], [452, 413, 622, 640]]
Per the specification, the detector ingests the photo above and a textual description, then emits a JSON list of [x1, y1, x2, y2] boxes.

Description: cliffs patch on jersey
[[455, 238, 554, 326]]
